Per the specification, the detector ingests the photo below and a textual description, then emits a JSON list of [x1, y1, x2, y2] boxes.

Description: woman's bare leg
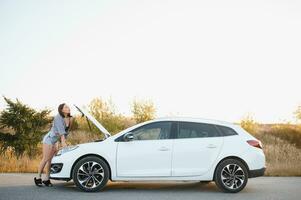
[[44, 145, 58, 180], [37, 143, 53, 178]]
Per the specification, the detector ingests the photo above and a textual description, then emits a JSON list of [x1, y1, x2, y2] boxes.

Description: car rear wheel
[[72, 156, 109, 192], [214, 159, 248, 193]]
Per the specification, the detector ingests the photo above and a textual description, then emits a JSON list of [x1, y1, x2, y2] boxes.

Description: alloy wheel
[[221, 163, 245, 190], [77, 161, 104, 189]]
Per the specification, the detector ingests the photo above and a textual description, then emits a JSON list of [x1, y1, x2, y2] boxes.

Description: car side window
[[216, 125, 238, 136], [177, 122, 220, 139], [131, 122, 172, 140]]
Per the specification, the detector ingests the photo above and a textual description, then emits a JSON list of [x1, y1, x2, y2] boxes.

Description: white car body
[[50, 107, 266, 192]]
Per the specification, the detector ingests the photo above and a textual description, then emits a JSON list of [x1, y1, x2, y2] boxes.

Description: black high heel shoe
[[42, 179, 53, 187], [34, 177, 42, 187]]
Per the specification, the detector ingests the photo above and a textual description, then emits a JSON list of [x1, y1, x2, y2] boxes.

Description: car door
[[116, 121, 173, 177], [172, 121, 223, 176]]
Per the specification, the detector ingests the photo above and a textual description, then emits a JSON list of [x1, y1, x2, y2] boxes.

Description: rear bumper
[[249, 167, 266, 178]]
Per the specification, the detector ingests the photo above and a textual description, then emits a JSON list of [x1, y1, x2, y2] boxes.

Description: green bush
[[0, 97, 51, 158]]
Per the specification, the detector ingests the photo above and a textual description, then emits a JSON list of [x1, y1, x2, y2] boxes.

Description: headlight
[[56, 145, 78, 156]]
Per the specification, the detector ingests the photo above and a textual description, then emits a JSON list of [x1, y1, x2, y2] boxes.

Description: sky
[[1, 0, 301, 123]]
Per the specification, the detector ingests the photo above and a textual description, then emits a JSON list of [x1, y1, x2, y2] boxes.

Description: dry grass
[[67, 130, 100, 144], [0, 130, 99, 173], [0, 148, 41, 173], [0, 127, 301, 176], [265, 124, 301, 148], [252, 124, 301, 176], [258, 133, 301, 176]]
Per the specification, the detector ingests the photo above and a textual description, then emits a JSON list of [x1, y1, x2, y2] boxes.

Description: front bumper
[[50, 162, 72, 181], [249, 167, 266, 178], [49, 154, 76, 180]]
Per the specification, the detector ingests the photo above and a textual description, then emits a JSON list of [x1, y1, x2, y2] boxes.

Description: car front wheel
[[72, 156, 109, 192], [214, 159, 248, 193]]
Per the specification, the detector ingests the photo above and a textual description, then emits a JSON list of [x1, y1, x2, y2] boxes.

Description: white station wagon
[[50, 106, 266, 193]]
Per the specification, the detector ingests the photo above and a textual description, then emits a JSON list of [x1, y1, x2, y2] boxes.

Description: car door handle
[[158, 147, 170, 151], [207, 144, 217, 148]]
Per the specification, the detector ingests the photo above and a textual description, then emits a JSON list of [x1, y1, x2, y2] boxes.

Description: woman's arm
[[60, 135, 67, 148]]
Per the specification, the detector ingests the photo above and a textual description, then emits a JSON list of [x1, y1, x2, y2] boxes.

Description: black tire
[[72, 156, 109, 192], [214, 159, 248, 193]]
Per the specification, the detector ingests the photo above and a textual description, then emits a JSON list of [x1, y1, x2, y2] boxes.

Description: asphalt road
[[0, 174, 300, 200]]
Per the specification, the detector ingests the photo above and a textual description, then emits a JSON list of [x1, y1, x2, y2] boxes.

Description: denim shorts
[[42, 132, 58, 145]]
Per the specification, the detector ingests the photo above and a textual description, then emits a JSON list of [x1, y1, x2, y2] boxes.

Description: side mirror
[[123, 132, 134, 142]]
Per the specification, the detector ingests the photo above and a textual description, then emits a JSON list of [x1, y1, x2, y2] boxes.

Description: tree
[[88, 97, 128, 135], [131, 99, 156, 123], [240, 114, 258, 135], [294, 105, 301, 123], [0, 97, 51, 157]]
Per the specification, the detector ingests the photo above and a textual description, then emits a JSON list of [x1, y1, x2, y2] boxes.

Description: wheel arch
[[70, 154, 112, 180], [213, 156, 250, 180]]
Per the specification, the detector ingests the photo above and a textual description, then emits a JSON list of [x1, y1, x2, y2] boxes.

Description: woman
[[34, 103, 73, 187]]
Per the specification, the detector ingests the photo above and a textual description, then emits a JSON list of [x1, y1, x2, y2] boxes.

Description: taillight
[[247, 140, 263, 149]]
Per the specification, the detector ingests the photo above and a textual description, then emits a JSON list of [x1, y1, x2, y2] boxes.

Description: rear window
[[216, 125, 238, 136], [177, 122, 220, 138]]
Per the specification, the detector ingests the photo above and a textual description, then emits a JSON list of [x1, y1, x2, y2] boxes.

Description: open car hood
[[74, 105, 111, 139]]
